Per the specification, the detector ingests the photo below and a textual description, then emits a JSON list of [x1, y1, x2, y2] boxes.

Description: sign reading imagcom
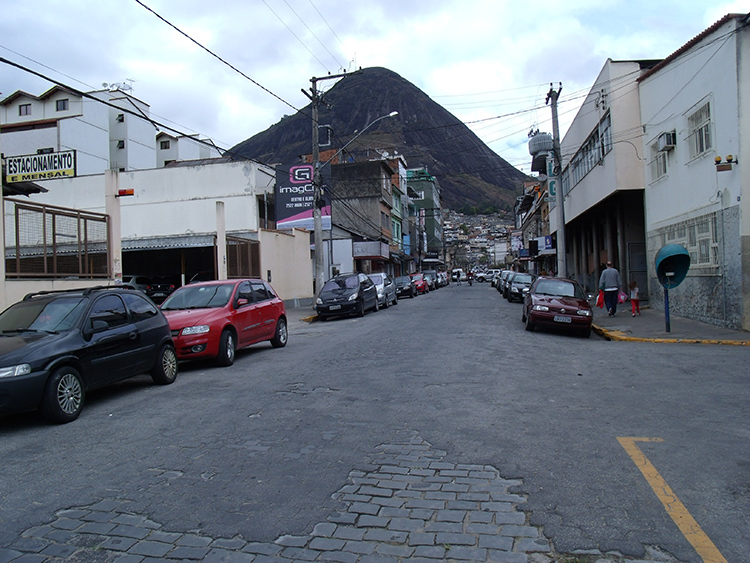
[[5, 150, 77, 183], [275, 162, 331, 230]]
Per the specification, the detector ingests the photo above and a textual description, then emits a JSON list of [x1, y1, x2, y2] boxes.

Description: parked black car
[[0, 286, 177, 424], [146, 275, 178, 303], [506, 272, 537, 302], [394, 276, 417, 298], [315, 273, 379, 320]]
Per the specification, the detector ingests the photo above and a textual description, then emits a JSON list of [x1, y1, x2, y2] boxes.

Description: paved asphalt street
[[0, 283, 748, 563]]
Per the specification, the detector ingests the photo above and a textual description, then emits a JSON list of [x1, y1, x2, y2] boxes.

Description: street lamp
[[312, 111, 399, 295]]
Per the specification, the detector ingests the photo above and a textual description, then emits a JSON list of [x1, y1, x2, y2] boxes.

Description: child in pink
[[629, 280, 640, 316]]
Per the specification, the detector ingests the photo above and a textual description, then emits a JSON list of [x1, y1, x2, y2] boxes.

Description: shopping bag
[[617, 290, 628, 304], [596, 290, 604, 308]]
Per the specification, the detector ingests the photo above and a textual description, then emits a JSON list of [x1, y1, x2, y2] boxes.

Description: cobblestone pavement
[[0, 434, 680, 563]]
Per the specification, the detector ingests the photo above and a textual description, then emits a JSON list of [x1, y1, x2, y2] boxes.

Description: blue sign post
[[654, 244, 691, 333]]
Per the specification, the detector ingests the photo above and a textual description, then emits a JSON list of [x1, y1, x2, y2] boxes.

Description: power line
[[133, 0, 301, 115]]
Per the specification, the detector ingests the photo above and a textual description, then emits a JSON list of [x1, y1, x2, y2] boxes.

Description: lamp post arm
[[322, 111, 398, 166]]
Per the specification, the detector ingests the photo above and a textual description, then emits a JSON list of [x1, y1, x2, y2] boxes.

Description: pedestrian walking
[[599, 261, 623, 317], [629, 280, 640, 317]]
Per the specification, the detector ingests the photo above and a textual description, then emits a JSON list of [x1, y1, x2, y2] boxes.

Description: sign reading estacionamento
[[4, 150, 77, 182]]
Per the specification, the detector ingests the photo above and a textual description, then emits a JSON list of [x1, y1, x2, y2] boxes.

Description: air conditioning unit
[[657, 131, 676, 152]]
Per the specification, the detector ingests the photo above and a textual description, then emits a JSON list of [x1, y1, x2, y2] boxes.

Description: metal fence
[[4, 198, 110, 278]]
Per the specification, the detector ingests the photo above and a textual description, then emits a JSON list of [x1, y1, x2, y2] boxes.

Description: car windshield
[[161, 284, 235, 310], [0, 296, 87, 333], [534, 280, 585, 299], [395, 276, 410, 284], [322, 276, 358, 292]]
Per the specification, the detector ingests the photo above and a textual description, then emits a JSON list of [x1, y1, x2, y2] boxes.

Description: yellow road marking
[[617, 437, 727, 563]]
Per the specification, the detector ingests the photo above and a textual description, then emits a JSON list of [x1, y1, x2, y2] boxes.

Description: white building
[[556, 58, 656, 294], [1, 86, 220, 174], [638, 13, 750, 330], [157, 132, 221, 167]]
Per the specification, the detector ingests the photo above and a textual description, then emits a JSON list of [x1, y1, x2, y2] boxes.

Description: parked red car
[[522, 277, 593, 338], [409, 273, 429, 294], [160, 279, 287, 366]]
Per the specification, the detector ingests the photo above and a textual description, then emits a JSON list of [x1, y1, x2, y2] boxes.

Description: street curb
[[300, 315, 318, 323], [591, 324, 750, 345]]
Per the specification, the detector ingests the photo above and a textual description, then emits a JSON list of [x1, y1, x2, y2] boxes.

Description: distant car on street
[[315, 273, 379, 320], [505, 272, 536, 302], [161, 279, 287, 366], [522, 277, 593, 337], [368, 273, 398, 308], [394, 276, 417, 298], [409, 273, 429, 294]]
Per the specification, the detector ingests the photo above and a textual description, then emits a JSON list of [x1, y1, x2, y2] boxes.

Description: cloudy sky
[[1, 1, 748, 173]]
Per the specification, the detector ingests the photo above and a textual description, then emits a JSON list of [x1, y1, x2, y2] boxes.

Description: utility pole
[[302, 71, 361, 295], [546, 83, 566, 277]]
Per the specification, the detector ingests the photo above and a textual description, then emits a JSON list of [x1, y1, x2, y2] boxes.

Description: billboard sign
[[275, 162, 331, 230], [5, 150, 76, 182]]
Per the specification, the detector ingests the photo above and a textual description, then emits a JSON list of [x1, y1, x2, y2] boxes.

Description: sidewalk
[[591, 302, 750, 345]]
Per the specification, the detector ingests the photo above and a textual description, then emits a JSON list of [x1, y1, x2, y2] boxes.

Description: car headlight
[[348, 291, 359, 301], [316, 297, 323, 305], [532, 305, 549, 312], [181, 325, 210, 336], [577, 310, 593, 317], [0, 364, 31, 379]]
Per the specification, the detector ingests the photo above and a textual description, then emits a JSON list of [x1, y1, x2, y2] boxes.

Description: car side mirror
[[237, 298, 249, 307], [87, 319, 109, 336]]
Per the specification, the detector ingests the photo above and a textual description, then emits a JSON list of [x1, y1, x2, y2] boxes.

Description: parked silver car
[[368, 273, 398, 308]]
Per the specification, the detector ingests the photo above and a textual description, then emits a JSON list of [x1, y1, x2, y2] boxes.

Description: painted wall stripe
[[617, 437, 727, 563]]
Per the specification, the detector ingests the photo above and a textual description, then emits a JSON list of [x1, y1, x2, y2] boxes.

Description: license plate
[[329, 304, 341, 310], [553, 315, 572, 323]]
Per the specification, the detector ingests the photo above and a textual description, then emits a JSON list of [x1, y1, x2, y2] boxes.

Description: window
[[88, 295, 128, 329], [117, 140, 125, 149], [122, 293, 159, 322], [160, 140, 171, 150], [116, 113, 124, 123], [649, 141, 667, 181], [251, 282, 270, 302], [19, 103, 31, 116], [688, 102, 711, 159], [56, 99, 69, 111], [567, 111, 612, 188]]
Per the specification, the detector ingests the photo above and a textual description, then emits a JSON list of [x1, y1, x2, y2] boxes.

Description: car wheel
[[393, 294, 398, 306], [521, 310, 527, 323], [151, 344, 178, 385], [41, 366, 84, 424], [356, 300, 366, 317], [382, 296, 389, 309], [525, 314, 536, 332], [318, 314, 328, 322], [217, 329, 236, 366], [373, 298, 379, 312], [581, 327, 592, 338], [271, 318, 288, 348]]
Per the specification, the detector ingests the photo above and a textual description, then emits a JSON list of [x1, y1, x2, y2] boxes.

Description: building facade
[[638, 13, 750, 330]]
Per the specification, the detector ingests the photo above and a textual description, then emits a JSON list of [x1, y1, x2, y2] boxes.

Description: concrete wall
[[259, 228, 314, 307], [26, 161, 271, 239]]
